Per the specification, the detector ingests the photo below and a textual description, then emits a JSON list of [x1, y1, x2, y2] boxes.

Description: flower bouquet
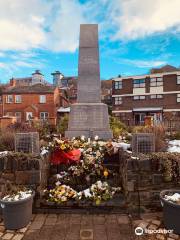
[[44, 185, 77, 204], [77, 181, 121, 205]]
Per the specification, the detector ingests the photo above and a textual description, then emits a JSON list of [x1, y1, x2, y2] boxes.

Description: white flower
[[79, 148, 84, 152], [165, 193, 180, 202], [95, 135, 99, 141], [41, 148, 49, 156], [83, 189, 92, 198], [55, 181, 61, 186], [97, 181, 102, 189], [3, 190, 32, 202], [56, 174, 61, 179], [81, 135, 85, 141]]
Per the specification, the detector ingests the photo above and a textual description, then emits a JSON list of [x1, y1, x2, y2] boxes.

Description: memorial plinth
[[65, 24, 112, 140]]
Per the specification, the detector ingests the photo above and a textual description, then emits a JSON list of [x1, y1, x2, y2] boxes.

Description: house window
[[39, 95, 46, 103], [177, 75, 180, 84], [150, 77, 163, 87], [6, 95, 13, 103], [133, 79, 145, 88], [133, 95, 146, 100], [177, 94, 180, 103], [114, 97, 122, 105], [40, 112, 49, 120], [150, 94, 163, 99], [114, 81, 122, 89], [15, 112, 21, 121], [15, 95, 22, 103]]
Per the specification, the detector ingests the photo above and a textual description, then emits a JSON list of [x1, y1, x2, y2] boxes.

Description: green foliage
[[138, 152, 180, 184], [109, 116, 127, 138], [33, 121, 55, 140], [0, 151, 41, 160], [57, 115, 69, 136]]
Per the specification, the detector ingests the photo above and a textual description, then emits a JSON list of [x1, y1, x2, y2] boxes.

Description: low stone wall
[[125, 154, 180, 213], [0, 152, 50, 197]]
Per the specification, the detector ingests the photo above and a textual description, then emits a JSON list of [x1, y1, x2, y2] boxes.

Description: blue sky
[[0, 0, 180, 83]]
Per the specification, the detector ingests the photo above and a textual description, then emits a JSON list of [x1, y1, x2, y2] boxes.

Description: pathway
[[0, 213, 179, 240]]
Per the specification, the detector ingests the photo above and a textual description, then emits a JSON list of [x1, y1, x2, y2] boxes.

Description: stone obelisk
[[65, 24, 112, 139]]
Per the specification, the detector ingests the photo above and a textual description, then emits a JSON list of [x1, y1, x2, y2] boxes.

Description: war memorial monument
[[66, 24, 112, 139]]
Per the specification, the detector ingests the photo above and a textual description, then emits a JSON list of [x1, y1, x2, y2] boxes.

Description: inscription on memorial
[[71, 111, 88, 128], [91, 109, 104, 128]]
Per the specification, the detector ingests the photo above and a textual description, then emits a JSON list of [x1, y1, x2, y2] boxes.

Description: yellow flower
[[103, 169, 109, 178], [95, 199, 101, 205], [60, 144, 66, 150]]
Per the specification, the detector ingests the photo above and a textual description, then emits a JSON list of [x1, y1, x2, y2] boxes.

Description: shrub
[[7, 122, 35, 132], [109, 116, 128, 139], [0, 130, 15, 151], [33, 121, 56, 140], [148, 152, 179, 183], [57, 115, 69, 136]]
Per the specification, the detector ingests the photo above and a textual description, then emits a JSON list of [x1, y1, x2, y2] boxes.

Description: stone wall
[[125, 155, 180, 213], [0, 152, 50, 197]]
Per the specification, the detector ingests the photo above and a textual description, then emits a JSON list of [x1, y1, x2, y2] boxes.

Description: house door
[[26, 112, 33, 121]]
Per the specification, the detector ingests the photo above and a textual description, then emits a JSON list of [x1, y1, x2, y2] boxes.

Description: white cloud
[[120, 59, 167, 68], [47, 0, 87, 52], [110, 0, 180, 40], [0, 0, 90, 52], [0, 0, 180, 53], [15, 61, 34, 68], [0, 0, 50, 51]]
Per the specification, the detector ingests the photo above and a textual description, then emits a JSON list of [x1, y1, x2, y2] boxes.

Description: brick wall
[[2, 93, 57, 122]]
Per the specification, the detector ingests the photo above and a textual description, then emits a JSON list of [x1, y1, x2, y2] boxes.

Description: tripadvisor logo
[[135, 226, 173, 236], [135, 227, 144, 236]]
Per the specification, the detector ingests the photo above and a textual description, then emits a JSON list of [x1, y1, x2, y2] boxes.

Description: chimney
[[32, 70, 44, 85], [10, 78, 16, 86], [51, 71, 64, 87]]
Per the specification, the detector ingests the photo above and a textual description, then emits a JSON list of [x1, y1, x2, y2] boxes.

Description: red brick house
[[0, 84, 60, 125]]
